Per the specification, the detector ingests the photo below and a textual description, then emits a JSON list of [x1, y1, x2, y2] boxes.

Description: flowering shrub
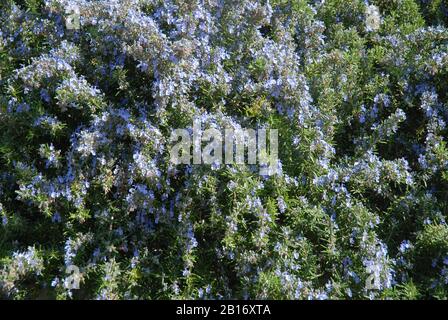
[[1, 0, 448, 300]]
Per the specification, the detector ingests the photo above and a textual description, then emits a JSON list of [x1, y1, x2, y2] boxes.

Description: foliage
[[0, 0, 447, 299]]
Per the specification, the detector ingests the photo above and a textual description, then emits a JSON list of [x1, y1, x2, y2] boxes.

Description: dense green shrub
[[0, 0, 447, 299]]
